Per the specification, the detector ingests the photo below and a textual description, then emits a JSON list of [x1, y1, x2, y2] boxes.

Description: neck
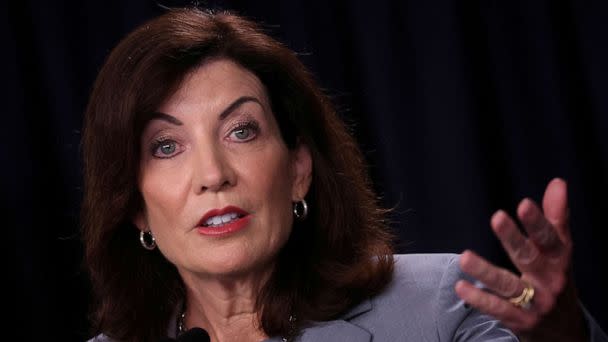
[[179, 269, 272, 342]]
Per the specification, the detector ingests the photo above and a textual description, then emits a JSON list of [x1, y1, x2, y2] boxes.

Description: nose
[[192, 145, 235, 194]]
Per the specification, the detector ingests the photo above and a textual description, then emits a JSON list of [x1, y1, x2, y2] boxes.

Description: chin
[[195, 248, 277, 279]]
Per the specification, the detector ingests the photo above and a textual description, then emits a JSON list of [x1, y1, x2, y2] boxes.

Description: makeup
[[196, 206, 251, 236]]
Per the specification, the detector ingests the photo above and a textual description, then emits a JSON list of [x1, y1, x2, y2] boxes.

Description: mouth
[[197, 206, 250, 229], [201, 212, 246, 227]]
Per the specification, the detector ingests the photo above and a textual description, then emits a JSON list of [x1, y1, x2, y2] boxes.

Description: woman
[[82, 8, 606, 342]]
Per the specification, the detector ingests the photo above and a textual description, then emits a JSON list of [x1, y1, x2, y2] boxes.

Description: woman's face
[[134, 59, 312, 279]]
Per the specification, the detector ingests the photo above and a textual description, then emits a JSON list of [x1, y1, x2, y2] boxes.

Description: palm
[[455, 179, 587, 340]]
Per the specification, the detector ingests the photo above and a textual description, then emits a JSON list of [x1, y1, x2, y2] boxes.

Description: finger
[[459, 250, 525, 298], [517, 199, 563, 256], [491, 210, 541, 272], [462, 249, 565, 320], [455, 280, 534, 331], [541, 178, 571, 245]]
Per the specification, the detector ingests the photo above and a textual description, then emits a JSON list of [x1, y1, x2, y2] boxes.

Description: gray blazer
[[91, 254, 608, 341], [269, 253, 516, 341]]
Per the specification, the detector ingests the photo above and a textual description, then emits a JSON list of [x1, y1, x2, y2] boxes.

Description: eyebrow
[[150, 96, 263, 126], [148, 112, 184, 126], [218, 96, 262, 120]]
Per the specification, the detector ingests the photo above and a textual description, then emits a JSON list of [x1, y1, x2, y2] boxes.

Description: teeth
[[205, 212, 240, 227], [221, 213, 238, 223]]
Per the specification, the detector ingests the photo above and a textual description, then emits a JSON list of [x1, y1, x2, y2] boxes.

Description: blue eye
[[229, 121, 259, 142], [160, 142, 176, 154], [233, 127, 251, 140], [152, 139, 180, 158]]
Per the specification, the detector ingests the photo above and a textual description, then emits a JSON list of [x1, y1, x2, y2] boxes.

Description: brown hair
[[82, 8, 394, 341]]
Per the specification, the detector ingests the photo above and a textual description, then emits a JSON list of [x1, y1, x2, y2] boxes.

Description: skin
[[455, 178, 588, 341], [133, 59, 312, 342]]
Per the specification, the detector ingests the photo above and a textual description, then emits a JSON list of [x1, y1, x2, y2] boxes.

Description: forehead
[[159, 58, 269, 114]]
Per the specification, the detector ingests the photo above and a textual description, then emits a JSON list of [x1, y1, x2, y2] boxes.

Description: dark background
[[4, 0, 607, 340]]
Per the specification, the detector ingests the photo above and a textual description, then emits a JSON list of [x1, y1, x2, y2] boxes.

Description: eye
[[151, 139, 182, 158], [228, 121, 259, 142], [233, 127, 251, 140]]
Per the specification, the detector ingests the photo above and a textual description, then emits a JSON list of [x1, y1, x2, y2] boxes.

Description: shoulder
[[345, 253, 517, 341], [367, 253, 462, 316], [373, 253, 461, 307], [391, 253, 460, 283]]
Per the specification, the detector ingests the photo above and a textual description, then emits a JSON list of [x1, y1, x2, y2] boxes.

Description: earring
[[140, 229, 157, 250], [293, 199, 308, 220]]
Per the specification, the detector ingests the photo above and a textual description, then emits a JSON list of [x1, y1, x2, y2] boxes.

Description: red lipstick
[[196, 206, 251, 236]]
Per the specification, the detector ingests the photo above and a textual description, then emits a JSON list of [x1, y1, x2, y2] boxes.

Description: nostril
[[199, 180, 233, 193]]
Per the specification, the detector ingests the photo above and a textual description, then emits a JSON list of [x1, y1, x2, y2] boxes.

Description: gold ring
[[509, 282, 535, 309]]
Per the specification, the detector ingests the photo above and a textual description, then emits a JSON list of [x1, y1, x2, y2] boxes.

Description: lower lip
[[196, 215, 251, 236]]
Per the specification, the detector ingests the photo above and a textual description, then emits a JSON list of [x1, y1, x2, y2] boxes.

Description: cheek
[[140, 163, 192, 224], [261, 154, 296, 236], [252, 151, 293, 202], [236, 145, 294, 221]]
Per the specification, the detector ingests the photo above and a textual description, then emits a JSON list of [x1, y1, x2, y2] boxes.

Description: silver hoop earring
[[293, 199, 308, 220], [140, 230, 157, 250]]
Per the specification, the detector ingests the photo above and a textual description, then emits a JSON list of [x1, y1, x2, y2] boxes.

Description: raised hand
[[455, 178, 588, 341]]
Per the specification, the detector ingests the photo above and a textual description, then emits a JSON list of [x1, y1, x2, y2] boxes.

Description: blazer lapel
[[264, 299, 374, 342], [296, 299, 374, 342], [341, 298, 373, 320], [297, 319, 371, 342]]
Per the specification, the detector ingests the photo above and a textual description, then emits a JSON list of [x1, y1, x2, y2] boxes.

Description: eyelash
[[149, 120, 260, 159], [227, 120, 260, 142], [150, 136, 181, 159]]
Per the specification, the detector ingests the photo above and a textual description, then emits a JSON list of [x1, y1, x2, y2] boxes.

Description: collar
[[340, 298, 373, 320], [268, 299, 374, 342]]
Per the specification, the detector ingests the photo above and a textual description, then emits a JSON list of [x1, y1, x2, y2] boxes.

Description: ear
[[132, 210, 148, 232], [291, 141, 313, 201]]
